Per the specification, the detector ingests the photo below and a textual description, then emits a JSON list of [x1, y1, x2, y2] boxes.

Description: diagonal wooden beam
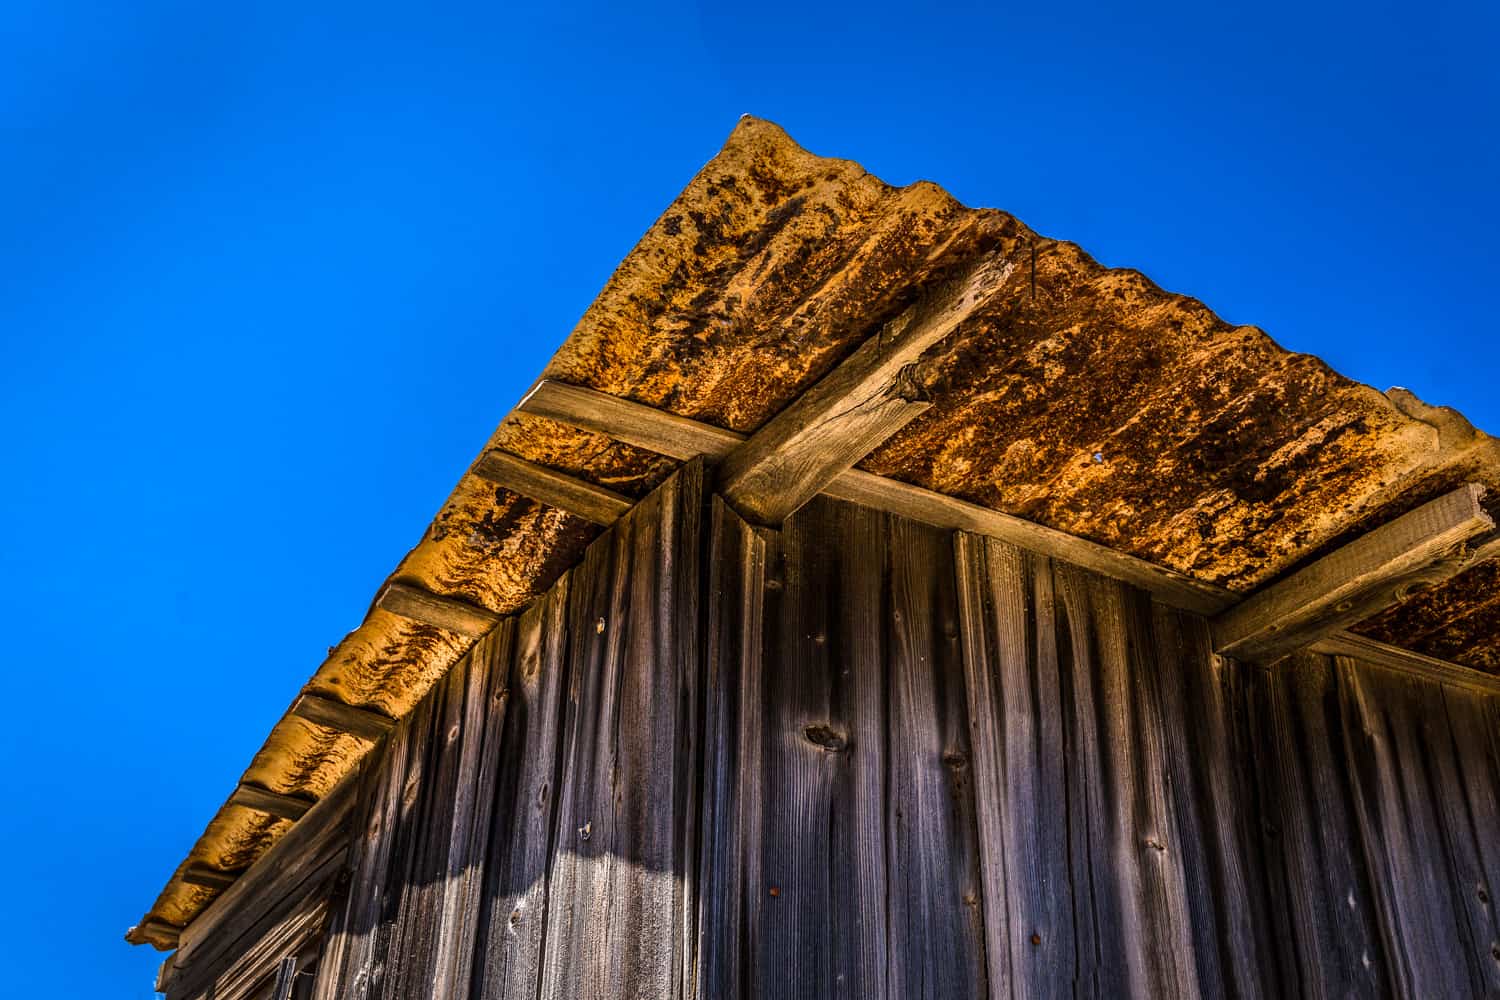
[[291, 693, 394, 743], [375, 582, 501, 638], [714, 254, 1016, 524], [472, 449, 633, 526], [516, 380, 1234, 615], [1212, 484, 1494, 662], [230, 783, 314, 822]]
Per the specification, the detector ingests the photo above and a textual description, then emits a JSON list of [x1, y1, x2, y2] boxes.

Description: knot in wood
[[803, 723, 849, 753], [942, 750, 968, 770]]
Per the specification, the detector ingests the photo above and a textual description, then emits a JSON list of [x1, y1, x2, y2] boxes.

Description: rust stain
[[133, 114, 1500, 947]]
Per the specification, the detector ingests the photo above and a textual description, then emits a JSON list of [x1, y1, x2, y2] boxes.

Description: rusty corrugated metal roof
[[129, 115, 1499, 948]]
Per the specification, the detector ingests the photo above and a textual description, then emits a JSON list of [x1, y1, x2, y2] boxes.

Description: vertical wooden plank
[[1441, 685, 1500, 990], [1336, 660, 1492, 997], [1250, 652, 1391, 998], [754, 498, 889, 999], [536, 460, 702, 1000], [471, 581, 572, 1000], [883, 517, 987, 999], [1052, 564, 1199, 998], [953, 533, 1074, 999], [697, 497, 769, 1000], [429, 618, 513, 999], [1148, 603, 1281, 999]]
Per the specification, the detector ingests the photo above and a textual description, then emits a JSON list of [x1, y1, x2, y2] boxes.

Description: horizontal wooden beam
[[181, 862, 238, 891], [292, 693, 394, 743], [513, 381, 1235, 615], [230, 783, 314, 822], [375, 582, 501, 638], [129, 917, 181, 949], [519, 379, 742, 460], [1213, 484, 1494, 662], [1311, 631, 1500, 695], [715, 255, 1015, 524], [472, 449, 633, 526]]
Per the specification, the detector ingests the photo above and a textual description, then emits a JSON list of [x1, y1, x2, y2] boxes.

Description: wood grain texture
[[715, 254, 1015, 525], [473, 448, 635, 526], [174, 482, 1500, 1000], [375, 582, 503, 638], [1214, 483, 1493, 661], [292, 693, 395, 743]]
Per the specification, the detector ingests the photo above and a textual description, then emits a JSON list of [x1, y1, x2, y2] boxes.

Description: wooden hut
[[128, 117, 1500, 999]]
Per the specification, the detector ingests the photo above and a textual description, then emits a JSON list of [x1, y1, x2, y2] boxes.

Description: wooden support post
[[375, 582, 501, 638], [181, 862, 238, 891], [715, 254, 1015, 524], [1213, 484, 1494, 662], [472, 449, 633, 526], [230, 783, 314, 822], [292, 693, 394, 743]]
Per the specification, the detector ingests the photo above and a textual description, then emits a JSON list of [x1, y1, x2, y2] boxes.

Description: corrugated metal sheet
[[132, 115, 1498, 945]]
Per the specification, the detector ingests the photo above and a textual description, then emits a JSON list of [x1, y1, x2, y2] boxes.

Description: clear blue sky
[[2, 1, 1495, 995]]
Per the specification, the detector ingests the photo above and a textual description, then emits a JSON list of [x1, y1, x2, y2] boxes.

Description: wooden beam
[[512, 381, 1235, 615], [375, 582, 501, 638], [292, 693, 394, 743], [715, 254, 1016, 524], [823, 467, 1234, 616], [230, 783, 314, 822], [519, 379, 742, 460], [1213, 484, 1494, 662], [472, 449, 633, 526], [130, 917, 181, 949], [1310, 631, 1500, 696], [181, 862, 238, 891]]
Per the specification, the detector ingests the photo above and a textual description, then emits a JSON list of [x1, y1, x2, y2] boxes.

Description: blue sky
[[2, 1, 1495, 994]]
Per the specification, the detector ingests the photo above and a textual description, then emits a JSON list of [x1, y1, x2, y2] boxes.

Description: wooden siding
[[170, 465, 1500, 999]]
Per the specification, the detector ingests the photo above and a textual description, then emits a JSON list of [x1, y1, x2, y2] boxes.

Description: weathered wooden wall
[[165, 465, 1500, 999]]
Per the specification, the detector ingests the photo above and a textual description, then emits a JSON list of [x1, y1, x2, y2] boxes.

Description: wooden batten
[[519, 379, 743, 460], [292, 693, 394, 743], [511, 380, 1235, 615], [230, 783, 314, 822], [715, 254, 1015, 524], [1311, 630, 1500, 695], [376, 582, 502, 638], [1214, 483, 1495, 662], [132, 917, 181, 948], [181, 862, 238, 891], [472, 448, 633, 526]]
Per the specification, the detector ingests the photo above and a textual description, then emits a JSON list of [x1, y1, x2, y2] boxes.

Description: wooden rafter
[[517, 379, 1234, 615], [376, 582, 501, 638], [181, 862, 238, 891], [714, 254, 1015, 524], [472, 449, 633, 526], [292, 693, 394, 743], [230, 783, 314, 822], [1213, 484, 1494, 662]]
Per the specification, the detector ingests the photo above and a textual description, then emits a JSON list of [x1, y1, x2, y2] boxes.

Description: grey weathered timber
[[181, 862, 238, 891], [229, 782, 313, 822], [169, 477, 1500, 1000], [517, 380, 1234, 614], [1214, 483, 1494, 661], [375, 581, 501, 638], [1311, 629, 1500, 694], [536, 458, 703, 1000], [472, 448, 634, 526], [292, 693, 395, 743], [715, 254, 1015, 524], [519, 379, 743, 460], [166, 769, 357, 998]]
